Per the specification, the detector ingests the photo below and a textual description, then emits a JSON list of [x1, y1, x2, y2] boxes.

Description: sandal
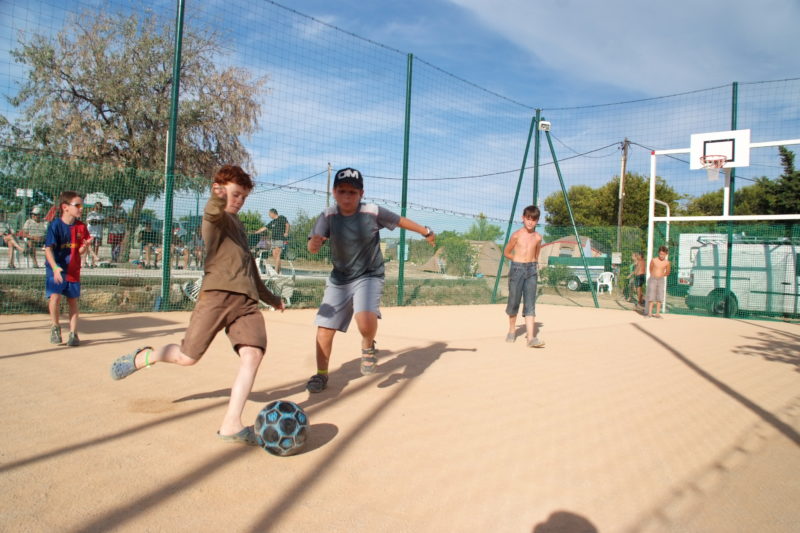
[[306, 373, 328, 393], [110, 346, 153, 380], [360, 341, 378, 375], [217, 426, 259, 446]]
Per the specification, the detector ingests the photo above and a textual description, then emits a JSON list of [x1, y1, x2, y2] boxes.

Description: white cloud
[[447, 0, 800, 95]]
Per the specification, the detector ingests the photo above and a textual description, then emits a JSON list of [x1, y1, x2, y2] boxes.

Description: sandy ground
[[1, 304, 799, 533]]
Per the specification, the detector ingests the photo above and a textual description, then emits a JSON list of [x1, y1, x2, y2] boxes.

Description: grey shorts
[[645, 276, 666, 303], [315, 276, 384, 332]]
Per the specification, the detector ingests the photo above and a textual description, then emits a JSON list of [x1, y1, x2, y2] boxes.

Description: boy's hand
[[53, 268, 63, 284], [308, 234, 327, 254], [211, 183, 227, 200]]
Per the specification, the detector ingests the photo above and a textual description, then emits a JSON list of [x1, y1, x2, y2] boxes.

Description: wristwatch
[[423, 226, 433, 237]]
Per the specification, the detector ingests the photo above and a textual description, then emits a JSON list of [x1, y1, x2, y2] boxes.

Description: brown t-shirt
[[200, 194, 278, 306]]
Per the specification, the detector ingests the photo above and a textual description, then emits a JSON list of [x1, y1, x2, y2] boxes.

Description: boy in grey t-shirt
[[306, 168, 436, 392]]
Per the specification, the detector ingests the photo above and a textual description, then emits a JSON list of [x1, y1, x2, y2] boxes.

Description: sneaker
[[306, 373, 328, 393], [527, 337, 545, 348], [50, 325, 62, 345], [505, 333, 516, 343], [67, 331, 80, 347]]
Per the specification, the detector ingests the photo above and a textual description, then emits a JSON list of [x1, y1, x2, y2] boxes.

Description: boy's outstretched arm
[[397, 217, 435, 245]]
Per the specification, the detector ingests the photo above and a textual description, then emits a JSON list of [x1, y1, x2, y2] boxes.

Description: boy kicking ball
[[110, 165, 284, 446]]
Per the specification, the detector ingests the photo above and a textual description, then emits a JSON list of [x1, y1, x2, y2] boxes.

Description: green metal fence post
[[397, 53, 413, 306], [544, 128, 600, 308], [159, 0, 185, 310], [723, 81, 739, 318], [491, 115, 537, 303], [533, 108, 541, 206]]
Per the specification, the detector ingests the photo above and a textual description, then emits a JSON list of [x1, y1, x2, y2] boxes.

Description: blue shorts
[[506, 261, 538, 317], [315, 276, 384, 332], [46, 277, 81, 299]]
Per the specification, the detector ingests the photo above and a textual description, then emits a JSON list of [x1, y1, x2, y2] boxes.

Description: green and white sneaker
[[66, 331, 80, 347], [50, 325, 62, 345]]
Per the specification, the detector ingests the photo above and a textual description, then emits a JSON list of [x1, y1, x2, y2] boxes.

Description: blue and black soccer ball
[[254, 400, 309, 456]]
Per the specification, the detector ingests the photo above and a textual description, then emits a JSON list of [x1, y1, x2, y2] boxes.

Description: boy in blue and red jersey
[[45, 191, 91, 346]]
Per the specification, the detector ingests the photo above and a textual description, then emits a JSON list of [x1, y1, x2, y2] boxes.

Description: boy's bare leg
[[272, 247, 282, 274], [49, 294, 61, 327], [354, 310, 377, 351], [525, 314, 535, 340], [219, 345, 264, 436], [507, 314, 517, 336], [315, 327, 336, 372], [67, 297, 79, 333]]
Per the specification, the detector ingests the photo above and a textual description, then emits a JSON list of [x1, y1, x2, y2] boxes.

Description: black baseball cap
[[333, 167, 364, 190]]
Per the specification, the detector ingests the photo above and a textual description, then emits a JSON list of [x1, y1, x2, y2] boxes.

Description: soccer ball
[[254, 400, 309, 456]]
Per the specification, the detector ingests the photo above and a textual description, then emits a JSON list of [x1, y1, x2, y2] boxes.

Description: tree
[[463, 213, 503, 241], [543, 173, 682, 236], [768, 146, 800, 214], [4, 10, 267, 259], [682, 179, 772, 216]]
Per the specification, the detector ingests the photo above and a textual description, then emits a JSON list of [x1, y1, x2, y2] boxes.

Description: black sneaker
[[306, 373, 328, 393]]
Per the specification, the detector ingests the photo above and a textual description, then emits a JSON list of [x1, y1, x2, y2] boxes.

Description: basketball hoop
[[700, 154, 729, 181]]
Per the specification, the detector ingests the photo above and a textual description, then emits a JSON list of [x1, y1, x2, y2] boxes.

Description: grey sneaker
[[527, 337, 545, 348], [505, 333, 516, 343], [50, 325, 62, 345], [67, 331, 80, 347], [306, 373, 328, 393]]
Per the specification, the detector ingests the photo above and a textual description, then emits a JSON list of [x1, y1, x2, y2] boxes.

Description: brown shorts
[[181, 290, 267, 360]]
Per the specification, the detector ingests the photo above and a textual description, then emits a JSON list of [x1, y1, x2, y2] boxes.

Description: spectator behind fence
[[188, 226, 205, 269], [253, 208, 290, 274], [138, 221, 161, 269], [22, 206, 48, 268], [1, 209, 25, 269], [172, 223, 190, 269], [107, 214, 126, 264], [85, 202, 105, 268]]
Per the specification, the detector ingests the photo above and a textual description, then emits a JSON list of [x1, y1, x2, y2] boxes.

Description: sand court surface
[[1, 304, 799, 532]]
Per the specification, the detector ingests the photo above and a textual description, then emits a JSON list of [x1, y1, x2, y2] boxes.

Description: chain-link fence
[[1, 1, 798, 320]]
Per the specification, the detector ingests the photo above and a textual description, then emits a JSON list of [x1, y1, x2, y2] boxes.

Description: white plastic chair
[[596, 271, 614, 293]]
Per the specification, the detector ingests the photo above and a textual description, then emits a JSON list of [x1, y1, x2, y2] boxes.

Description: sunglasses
[[69, 202, 83, 208]]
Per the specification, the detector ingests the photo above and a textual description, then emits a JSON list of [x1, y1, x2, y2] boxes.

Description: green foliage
[[436, 230, 476, 277], [463, 213, 503, 241], [682, 148, 799, 216], [408, 238, 435, 265], [287, 209, 329, 262], [539, 264, 571, 288], [3, 9, 266, 260], [770, 146, 800, 214], [543, 173, 682, 230]]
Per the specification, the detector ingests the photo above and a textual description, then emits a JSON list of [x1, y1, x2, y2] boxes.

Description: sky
[[1, 0, 798, 237], [282, 0, 800, 106]]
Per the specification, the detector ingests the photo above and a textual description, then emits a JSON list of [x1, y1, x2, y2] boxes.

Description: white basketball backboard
[[689, 129, 750, 169]]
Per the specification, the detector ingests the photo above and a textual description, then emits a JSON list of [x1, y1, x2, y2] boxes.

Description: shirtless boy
[[646, 246, 670, 318], [504, 205, 544, 347]]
